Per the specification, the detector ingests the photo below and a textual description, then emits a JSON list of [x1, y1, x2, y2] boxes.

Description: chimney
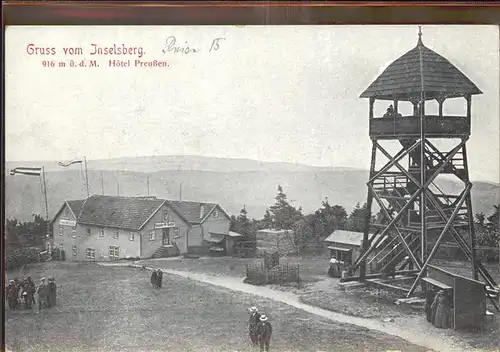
[[200, 205, 205, 219]]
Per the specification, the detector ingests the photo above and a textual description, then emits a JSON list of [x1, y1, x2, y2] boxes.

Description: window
[[72, 245, 77, 256], [86, 227, 91, 236], [149, 229, 156, 241], [59, 225, 64, 236], [163, 211, 169, 222], [99, 228, 105, 237], [214, 210, 219, 218], [173, 228, 180, 239], [113, 229, 119, 239], [86, 248, 95, 260], [129, 232, 135, 241], [72, 226, 77, 237], [59, 244, 64, 249], [109, 246, 119, 259]]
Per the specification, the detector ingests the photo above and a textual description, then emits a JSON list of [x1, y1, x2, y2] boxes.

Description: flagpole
[[84, 156, 90, 198], [147, 174, 150, 197], [101, 172, 104, 195], [41, 167, 50, 236]]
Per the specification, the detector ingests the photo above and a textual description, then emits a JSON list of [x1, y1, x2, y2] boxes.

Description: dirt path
[[123, 263, 471, 352]]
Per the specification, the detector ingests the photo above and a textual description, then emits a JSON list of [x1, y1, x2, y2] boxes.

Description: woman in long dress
[[431, 290, 452, 329]]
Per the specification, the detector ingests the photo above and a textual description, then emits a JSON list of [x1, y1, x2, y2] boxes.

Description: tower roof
[[360, 30, 482, 101]]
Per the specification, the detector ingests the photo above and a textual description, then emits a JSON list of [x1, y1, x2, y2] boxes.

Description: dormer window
[[214, 210, 219, 218], [113, 229, 119, 239], [163, 211, 169, 222], [86, 227, 91, 236]]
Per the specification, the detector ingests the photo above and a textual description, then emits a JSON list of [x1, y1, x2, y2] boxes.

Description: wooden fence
[[245, 261, 300, 287]]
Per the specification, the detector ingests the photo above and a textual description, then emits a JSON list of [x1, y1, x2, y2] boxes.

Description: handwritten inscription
[[162, 36, 226, 54]]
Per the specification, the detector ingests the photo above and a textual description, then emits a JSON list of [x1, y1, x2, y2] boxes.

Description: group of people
[[150, 269, 163, 289], [248, 306, 273, 352], [6, 276, 57, 312], [425, 289, 453, 329]]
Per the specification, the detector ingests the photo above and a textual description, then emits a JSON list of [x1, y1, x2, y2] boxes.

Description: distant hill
[[5, 155, 499, 223], [5, 155, 356, 174]]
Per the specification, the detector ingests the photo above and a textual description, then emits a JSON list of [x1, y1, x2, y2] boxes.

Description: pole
[[84, 156, 90, 198], [179, 182, 182, 201], [418, 26, 427, 265], [41, 167, 50, 239], [147, 175, 150, 197], [101, 172, 104, 195], [117, 181, 120, 196]]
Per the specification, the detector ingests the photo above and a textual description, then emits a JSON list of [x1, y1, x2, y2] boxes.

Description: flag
[[58, 159, 83, 167], [10, 167, 42, 176]]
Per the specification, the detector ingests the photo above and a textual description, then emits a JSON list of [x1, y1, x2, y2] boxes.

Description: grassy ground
[[5, 262, 427, 352], [141, 255, 500, 351]]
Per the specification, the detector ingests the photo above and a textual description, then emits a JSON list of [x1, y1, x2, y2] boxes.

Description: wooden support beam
[[370, 185, 423, 270], [361, 141, 377, 280], [369, 141, 421, 184], [406, 183, 472, 297], [340, 269, 419, 283]]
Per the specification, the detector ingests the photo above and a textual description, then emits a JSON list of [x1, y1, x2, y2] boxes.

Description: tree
[[475, 212, 486, 227], [231, 206, 257, 257], [344, 202, 370, 232], [487, 205, 499, 230], [5, 214, 50, 249], [268, 185, 303, 230]]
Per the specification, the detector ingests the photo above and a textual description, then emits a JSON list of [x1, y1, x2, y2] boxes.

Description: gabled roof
[[77, 195, 166, 231], [52, 199, 85, 223], [67, 200, 85, 218], [168, 200, 224, 224], [360, 34, 482, 101], [324, 230, 364, 246]]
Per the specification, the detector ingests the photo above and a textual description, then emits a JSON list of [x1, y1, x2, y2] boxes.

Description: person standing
[[47, 277, 57, 307], [156, 269, 163, 289], [6, 280, 18, 310], [151, 270, 157, 289], [256, 314, 273, 352], [424, 287, 435, 323], [432, 290, 452, 329], [27, 276, 36, 307], [37, 278, 47, 312], [248, 306, 260, 345]]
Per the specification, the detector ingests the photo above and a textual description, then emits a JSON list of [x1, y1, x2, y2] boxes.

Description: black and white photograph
[[4, 23, 500, 352]]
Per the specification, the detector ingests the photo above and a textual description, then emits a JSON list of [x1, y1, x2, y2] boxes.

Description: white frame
[[59, 224, 64, 236], [149, 229, 156, 241]]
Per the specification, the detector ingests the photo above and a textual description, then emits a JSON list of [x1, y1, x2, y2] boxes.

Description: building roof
[[360, 34, 482, 101], [324, 230, 365, 246], [67, 200, 85, 218], [168, 200, 217, 224], [77, 195, 165, 231], [257, 229, 290, 234], [55, 195, 229, 230]]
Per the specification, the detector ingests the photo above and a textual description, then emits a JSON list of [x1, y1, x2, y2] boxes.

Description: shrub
[[6, 247, 41, 271]]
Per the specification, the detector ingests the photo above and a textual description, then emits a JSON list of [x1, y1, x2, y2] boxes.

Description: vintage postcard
[[4, 24, 500, 352]]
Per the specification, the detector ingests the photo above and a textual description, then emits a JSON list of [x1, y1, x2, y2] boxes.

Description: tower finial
[[417, 26, 423, 46]]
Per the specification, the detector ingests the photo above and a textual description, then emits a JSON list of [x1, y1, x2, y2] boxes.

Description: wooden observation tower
[[346, 28, 499, 302]]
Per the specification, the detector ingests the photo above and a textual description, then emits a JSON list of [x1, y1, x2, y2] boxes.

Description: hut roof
[[360, 32, 482, 101]]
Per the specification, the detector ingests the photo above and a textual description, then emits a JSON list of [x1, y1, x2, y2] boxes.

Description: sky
[[5, 25, 500, 182]]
